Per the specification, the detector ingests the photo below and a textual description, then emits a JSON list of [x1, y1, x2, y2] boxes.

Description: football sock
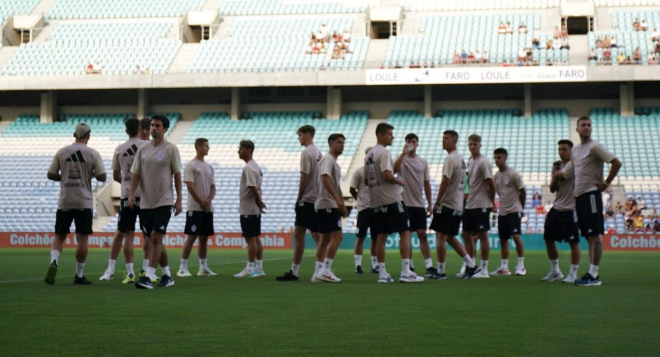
[[314, 261, 324, 277], [50, 250, 60, 265], [462, 256, 475, 268], [108, 259, 116, 272], [291, 264, 300, 276], [180, 258, 188, 270], [75, 262, 85, 278], [437, 262, 446, 274], [256, 260, 263, 271], [354, 254, 362, 268], [200, 258, 207, 270], [570, 264, 579, 276], [424, 258, 433, 269], [323, 258, 334, 274], [162, 266, 171, 277], [147, 267, 156, 278], [246, 262, 255, 272], [401, 259, 411, 275], [480, 260, 489, 271], [143, 259, 150, 271], [378, 262, 387, 277], [550, 259, 559, 273], [500, 259, 508, 270], [517, 257, 525, 268], [126, 263, 134, 276], [371, 256, 378, 269], [588, 264, 599, 278]]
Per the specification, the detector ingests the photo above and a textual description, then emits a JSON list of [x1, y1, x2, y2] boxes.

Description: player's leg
[[563, 241, 582, 283], [369, 233, 378, 273], [445, 235, 480, 279], [72, 210, 93, 285], [417, 229, 435, 276], [45, 209, 75, 285], [254, 232, 264, 276], [101, 230, 124, 281], [178, 235, 197, 277], [313, 232, 330, 281], [354, 235, 365, 274], [197, 236, 217, 276], [123, 231, 135, 281], [235, 236, 258, 278], [512, 234, 526, 275], [575, 192, 604, 286], [319, 230, 343, 282], [542, 237, 562, 282], [434, 233, 447, 278], [399, 229, 424, 282]]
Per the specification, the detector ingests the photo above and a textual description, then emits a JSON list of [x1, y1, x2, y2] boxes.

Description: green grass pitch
[[0, 248, 658, 357]]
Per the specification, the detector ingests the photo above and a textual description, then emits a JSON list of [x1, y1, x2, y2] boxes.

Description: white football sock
[[378, 262, 387, 277], [550, 259, 559, 273], [180, 258, 188, 270], [314, 261, 324, 277], [437, 262, 446, 274], [50, 250, 60, 265], [200, 258, 207, 270], [462, 255, 475, 268], [75, 262, 85, 278], [246, 262, 255, 272], [147, 267, 157, 277], [500, 259, 508, 270], [401, 259, 412, 275], [588, 264, 599, 278], [424, 258, 433, 269], [108, 259, 116, 272], [517, 257, 525, 268], [126, 263, 134, 275], [480, 260, 489, 271], [409, 259, 415, 270], [256, 260, 263, 271], [143, 259, 150, 271], [162, 266, 171, 277], [570, 264, 579, 275], [291, 264, 300, 276], [371, 256, 378, 269], [323, 258, 334, 274], [354, 254, 362, 268]]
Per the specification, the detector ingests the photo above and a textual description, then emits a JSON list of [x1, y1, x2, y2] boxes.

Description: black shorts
[[184, 211, 215, 236], [55, 209, 93, 235], [317, 208, 342, 234], [295, 201, 319, 233], [118, 198, 141, 233], [544, 208, 580, 244], [576, 191, 604, 238], [141, 206, 172, 237], [373, 201, 409, 236], [356, 208, 377, 239], [429, 205, 462, 237], [240, 214, 261, 238], [408, 206, 428, 231], [498, 212, 522, 240], [462, 208, 491, 233]]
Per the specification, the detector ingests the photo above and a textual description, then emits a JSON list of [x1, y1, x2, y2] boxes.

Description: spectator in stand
[[535, 203, 545, 215], [633, 18, 640, 31], [604, 47, 612, 63], [624, 56, 634, 65], [331, 45, 340, 59], [650, 54, 658, 65], [603, 36, 611, 49], [453, 52, 461, 64], [502, 60, 510, 67], [654, 217, 660, 233], [533, 38, 540, 49], [394, 61, 402, 68], [312, 42, 320, 54], [320, 24, 328, 43], [605, 205, 615, 219], [331, 31, 337, 42], [607, 225, 616, 234], [589, 48, 597, 61], [505, 22, 513, 34], [409, 61, 416, 69], [633, 47, 642, 64], [652, 28, 660, 42], [546, 59, 554, 66], [525, 47, 533, 63], [617, 52, 626, 64], [544, 201, 553, 214], [498, 22, 507, 34], [560, 37, 570, 50], [461, 50, 468, 64], [532, 192, 542, 208], [553, 37, 561, 50], [526, 227, 533, 234], [336, 31, 343, 43], [633, 211, 644, 232], [561, 24, 568, 38], [518, 47, 527, 62], [645, 223, 653, 233], [93, 62, 101, 74], [475, 50, 482, 64], [134, 65, 143, 74], [517, 59, 525, 67], [638, 196, 646, 210], [422, 60, 429, 68], [482, 50, 490, 64], [546, 39, 554, 50], [655, 42, 660, 54], [533, 60, 540, 66], [602, 188, 611, 210], [596, 36, 603, 49], [641, 20, 648, 32], [343, 30, 351, 43], [468, 52, 475, 64], [518, 22, 527, 34], [320, 43, 327, 54], [611, 35, 618, 48], [86, 62, 93, 74], [554, 26, 561, 39], [615, 201, 623, 215]]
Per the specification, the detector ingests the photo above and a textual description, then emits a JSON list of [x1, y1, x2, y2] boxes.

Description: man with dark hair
[[461, 134, 496, 278], [178, 138, 217, 278], [430, 130, 480, 280], [543, 139, 581, 283], [572, 117, 622, 286], [394, 133, 438, 278], [131, 115, 182, 289], [314, 134, 348, 283], [100, 118, 149, 284], [364, 123, 423, 283], [139, 118, 151, 140], [350, 147, 378, 274], [235, 140, 266, 278], [277, 125, 321, 281], [45, 123, 107, 285], [493, 148, 527, 276]]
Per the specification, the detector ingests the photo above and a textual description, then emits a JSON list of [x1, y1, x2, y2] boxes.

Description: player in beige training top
[[429, 130, 480, 279], [178, 138, 217, 278], [234, 140, 267, 278], [44, 123, 106, 286], [313, 134, 348, 283], [462, 134, 496, 278], [572, 116, 622, 287], [350, 147, 378, 274], [393, 133, 438, 279], [492, 148, 527, 276], [364, 123, 424, 283], [542, 140, 581, 284], [277, 125, 322, 281], [130, 114, 183, 289], [99, 118, 149, 284]]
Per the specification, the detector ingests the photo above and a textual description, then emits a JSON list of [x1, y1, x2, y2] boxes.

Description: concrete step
[[31, 0, 58, 16], [0, 47, 19, 68], [364, 39, 389, 69], [568, 35, 588, 65], [92, 216, 114, 233], [168, 43, 199, 74], [167, 120, 195, 145]]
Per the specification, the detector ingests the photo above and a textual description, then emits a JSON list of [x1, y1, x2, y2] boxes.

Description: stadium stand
[[399, 0, 560, 11], [45, 0, 205, 20], [220, 0, 381, 16], [589, 11, 660, 65], [1, 22, 181, 76], [595, 0, 660, 6], [0, 0, 40, 24], [0, 113, 179, 232], [188, 18, 369, 72], [383, 14, 569, 68]]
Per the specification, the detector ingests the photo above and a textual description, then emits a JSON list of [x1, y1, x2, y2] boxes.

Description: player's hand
[[201, 201, 211, 213], [492, 205, 498, 214], [174, 199, 182, 216], [596, 182, 609, 192], [338, 202, 348, 218], [426, 204, 433, 217], [258, 201, 267, 213], [128, 194, 135, 209], [433, 202, 440, 213], [398, 179, 405, 187], [553, 171, 564, 181], [402, 144, 410, 155]]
